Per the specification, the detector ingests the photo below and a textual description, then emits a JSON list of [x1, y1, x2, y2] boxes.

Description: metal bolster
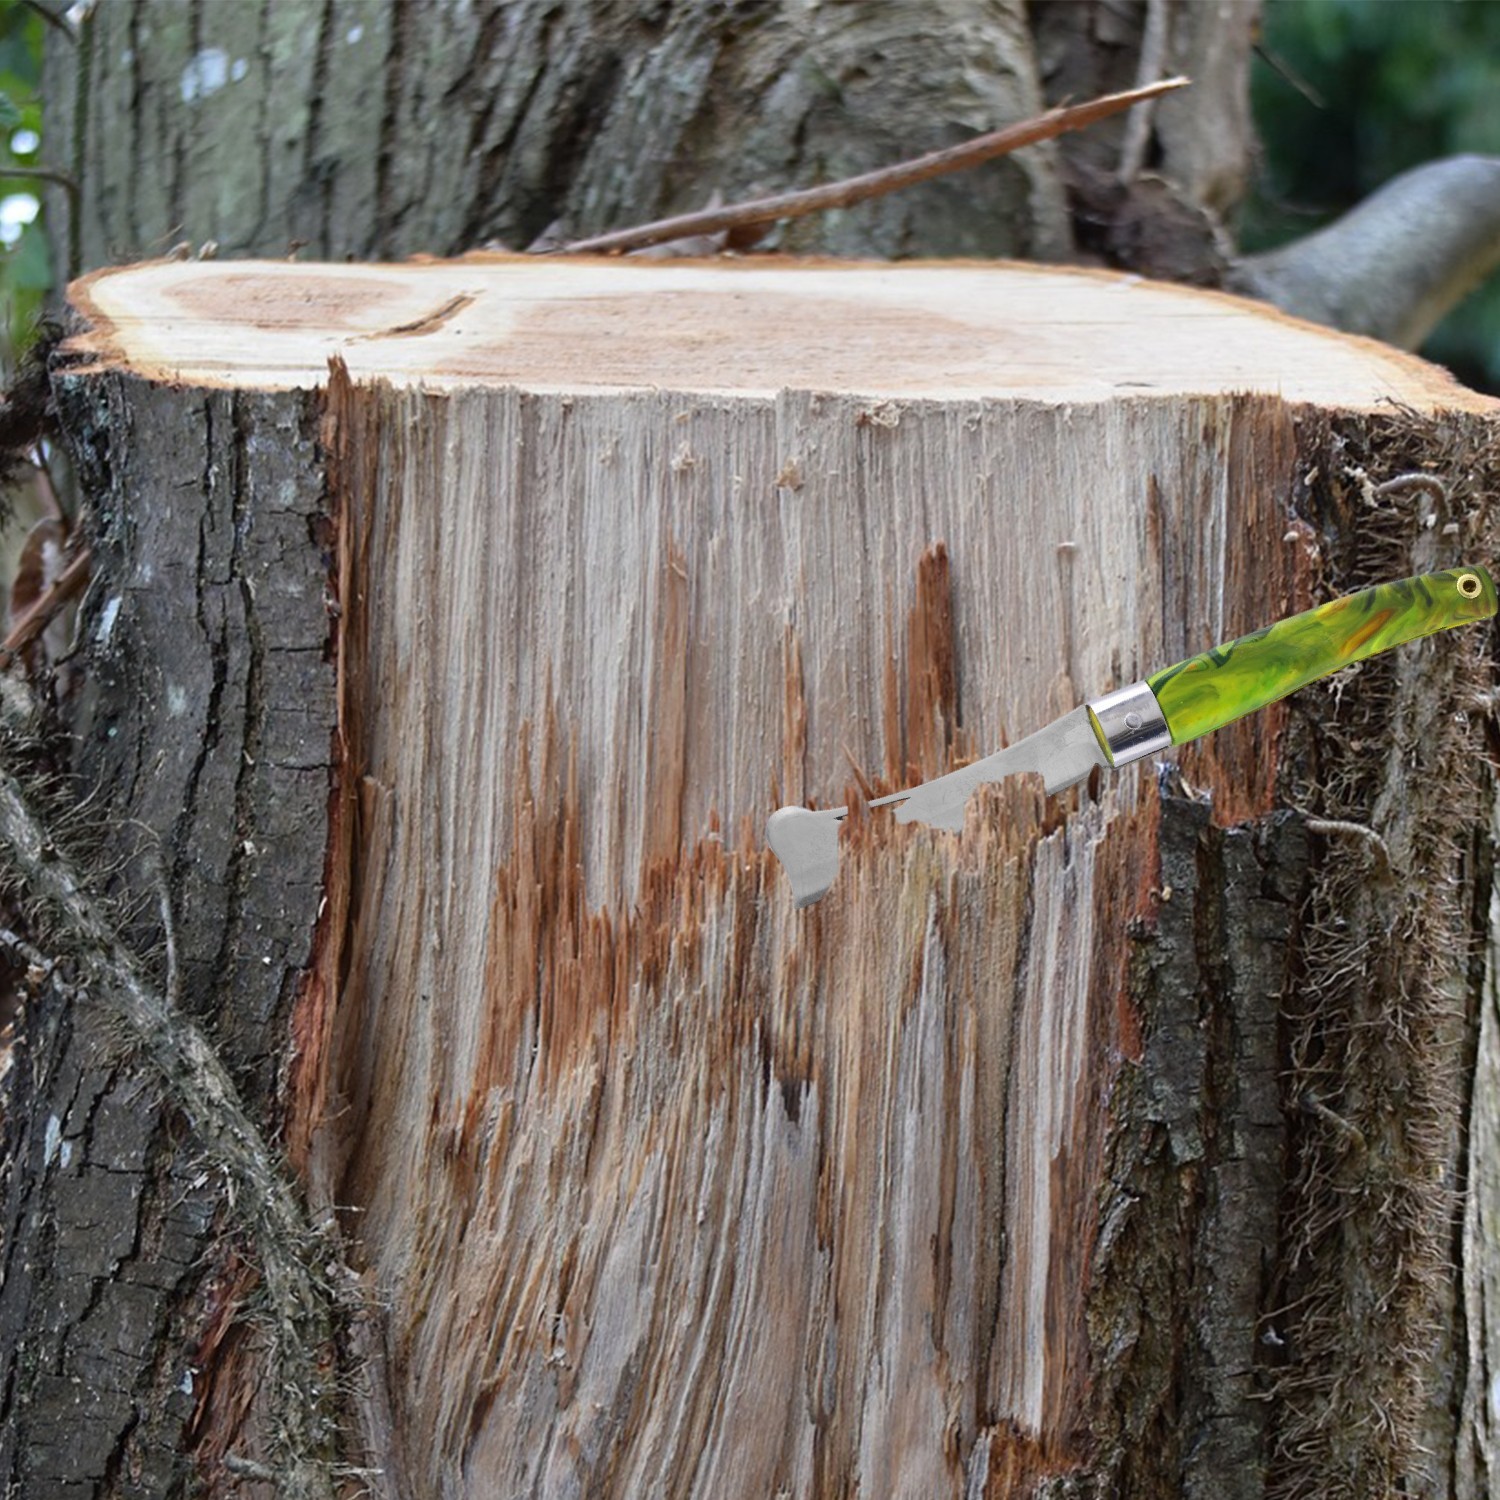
[[1086, 680, 1172, 768]]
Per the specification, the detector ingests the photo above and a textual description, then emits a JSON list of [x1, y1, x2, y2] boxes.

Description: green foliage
[[0, 0, 46, 368], [1247, 0, 1500, 391]]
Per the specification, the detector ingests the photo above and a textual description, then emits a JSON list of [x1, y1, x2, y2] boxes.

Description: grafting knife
[[766, 566, 1497, 908]]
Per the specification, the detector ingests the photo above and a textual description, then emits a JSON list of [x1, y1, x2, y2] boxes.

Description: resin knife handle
[[1088, 567, 1496, 766], [1147, 566, 1496, 745]]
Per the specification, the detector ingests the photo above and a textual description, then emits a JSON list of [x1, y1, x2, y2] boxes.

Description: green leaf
[[0, 2, 42, 87], [9, 216, 49, 292]]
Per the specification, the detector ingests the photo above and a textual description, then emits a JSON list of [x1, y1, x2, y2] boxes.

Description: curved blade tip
[[766, 804, 848, 908]]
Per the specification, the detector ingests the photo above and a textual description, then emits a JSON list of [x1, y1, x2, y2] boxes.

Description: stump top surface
[[66, 254, 1493, 411]]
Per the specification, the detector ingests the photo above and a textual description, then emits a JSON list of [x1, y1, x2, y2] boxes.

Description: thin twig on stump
[[555, 76, 1189, 258]]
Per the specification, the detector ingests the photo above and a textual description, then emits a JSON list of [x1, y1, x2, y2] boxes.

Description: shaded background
[[1244, 0, 1500, 392]]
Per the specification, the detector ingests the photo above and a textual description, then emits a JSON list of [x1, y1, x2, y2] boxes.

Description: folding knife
[[767, 565, 1496, 908]]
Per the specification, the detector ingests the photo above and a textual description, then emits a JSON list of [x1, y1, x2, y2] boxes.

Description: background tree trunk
[[39, 0, 1255, 276], [6, 251, 1499, 1500]]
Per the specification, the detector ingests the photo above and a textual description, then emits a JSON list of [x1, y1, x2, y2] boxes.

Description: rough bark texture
[[40, 0, 1257, 283], [1086, 796, 1307, 1500], [1269, 419, 1500, 1500], [1090, 413, 1500, 1500], [1460, 798, 1500, 1500], [0, 372, 337, 1496]]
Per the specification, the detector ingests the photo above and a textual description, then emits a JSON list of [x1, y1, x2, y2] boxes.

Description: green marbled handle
[[1148, 566, 1497, 745]]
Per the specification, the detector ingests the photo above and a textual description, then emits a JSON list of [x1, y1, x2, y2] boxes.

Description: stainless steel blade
[[766, 804, 848, 908], [767, 706, 1111, 906], [866, 705, 1109, 831]]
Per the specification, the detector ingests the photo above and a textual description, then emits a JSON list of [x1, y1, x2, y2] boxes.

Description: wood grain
[[310, 354, 1306, 1494]]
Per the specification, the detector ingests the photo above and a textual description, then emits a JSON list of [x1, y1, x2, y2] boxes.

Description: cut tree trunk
[[4, 255, 1500, 1500]]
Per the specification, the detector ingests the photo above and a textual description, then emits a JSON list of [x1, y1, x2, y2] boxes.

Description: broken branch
[[2, 544, 89, 663]]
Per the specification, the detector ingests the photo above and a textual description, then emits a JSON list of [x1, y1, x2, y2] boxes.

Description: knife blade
[[768, 565, 1497, 908]]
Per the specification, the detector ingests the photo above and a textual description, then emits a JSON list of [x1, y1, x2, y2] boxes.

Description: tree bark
[[0, 372, 338, 1493], [40, 0, 1257, 281], [4, 254, 1497, 1498]]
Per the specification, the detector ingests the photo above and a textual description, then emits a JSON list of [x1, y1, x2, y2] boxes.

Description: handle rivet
[[1458, 571, 1483, 599], [1125, 711, 1142, 730]]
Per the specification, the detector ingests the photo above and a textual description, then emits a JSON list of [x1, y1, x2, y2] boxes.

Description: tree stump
[[6, 255, 1500, 1499]]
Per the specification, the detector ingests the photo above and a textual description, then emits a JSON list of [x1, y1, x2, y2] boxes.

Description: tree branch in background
[[555, 76, 1190, 258], [21, 1, 78, 41], [2, 542, 88, 663], [1117, 0, 1172, 184]]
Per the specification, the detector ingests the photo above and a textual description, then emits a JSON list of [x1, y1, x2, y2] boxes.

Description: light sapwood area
[[60, 256, 1500, 1498]]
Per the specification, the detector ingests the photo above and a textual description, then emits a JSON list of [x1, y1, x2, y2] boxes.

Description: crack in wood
[[352, 291, 478, 343]]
